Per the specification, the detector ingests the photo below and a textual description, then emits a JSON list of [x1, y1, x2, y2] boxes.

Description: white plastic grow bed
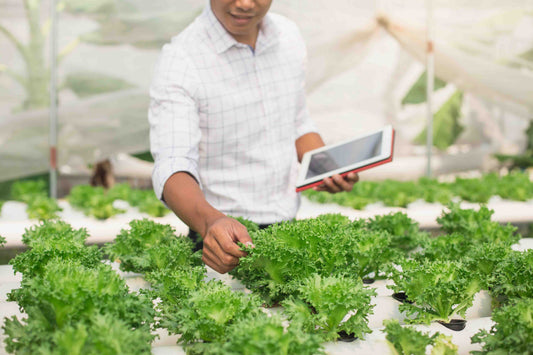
[[297, 196, 533, 229], [2, 196, 533, 249], [0, 260, 510, 355], [0, 200, 189, 248]]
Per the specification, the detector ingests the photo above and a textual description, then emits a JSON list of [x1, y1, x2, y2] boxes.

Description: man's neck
[[231, 26, 260, 49]]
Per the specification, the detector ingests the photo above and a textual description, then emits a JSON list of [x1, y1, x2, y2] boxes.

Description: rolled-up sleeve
[[149, 44, 201, 200]]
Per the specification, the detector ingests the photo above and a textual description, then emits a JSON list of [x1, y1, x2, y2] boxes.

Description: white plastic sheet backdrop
[[0, 0, 532, 181]]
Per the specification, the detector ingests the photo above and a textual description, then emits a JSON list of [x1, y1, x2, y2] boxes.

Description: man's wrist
[[202, 210, 226, 237]]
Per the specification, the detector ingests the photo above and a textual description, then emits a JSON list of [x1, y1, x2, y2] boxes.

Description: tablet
[[296, 125, 395, 192]]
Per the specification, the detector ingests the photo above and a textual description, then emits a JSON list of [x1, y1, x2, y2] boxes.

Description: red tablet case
[[296, 129, 395, 193]]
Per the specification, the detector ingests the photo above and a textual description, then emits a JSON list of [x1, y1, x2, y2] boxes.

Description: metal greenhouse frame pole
[[49, 0, 58, 198], [425, 0, 434, 177]]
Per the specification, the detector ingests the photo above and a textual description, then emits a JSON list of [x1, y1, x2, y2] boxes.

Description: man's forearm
[[295, 132, 325, 162], [162, 171, 253, 274], [162, 172, 224, 236]]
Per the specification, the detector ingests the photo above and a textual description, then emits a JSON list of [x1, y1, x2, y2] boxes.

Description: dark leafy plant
[[402, 71, 447, 105]]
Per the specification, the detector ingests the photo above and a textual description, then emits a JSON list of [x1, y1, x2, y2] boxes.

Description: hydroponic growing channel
[[3, 176, 533, 248]]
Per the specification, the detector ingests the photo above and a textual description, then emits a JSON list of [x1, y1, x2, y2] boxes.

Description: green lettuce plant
[[4, 261, 155, 354], [283, 274, 376, 341], [105, 218, 201, 273], [232, 215, 400, 305], [203, 314, 325, 355], [437, 203, 519, 246], [389, 259, 481, 324], [162, 280, 262, 344], [471, 298, 533, 354], [489, 250, 533, 306], [384, 319, 457, 355], [367, 212, 429, 254], [10, 220, 101, 278]]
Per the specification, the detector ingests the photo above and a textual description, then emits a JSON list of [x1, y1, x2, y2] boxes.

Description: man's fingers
[[323, 177, 342, 193], [347, 172, 359, 183], [218, 230, 248, 258], [205, 234, 241, 265], [200, 217, 256, 274], [313, 183, 328, 191], [233, 227, 254, 248], [202, 252, 233, 274], [332, 174, 353, 192]]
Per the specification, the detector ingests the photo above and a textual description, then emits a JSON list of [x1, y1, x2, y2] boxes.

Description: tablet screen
[[306, 131, 383, 179]]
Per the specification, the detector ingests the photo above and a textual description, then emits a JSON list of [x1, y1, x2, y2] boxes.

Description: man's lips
[[230, 13, 254, 24]]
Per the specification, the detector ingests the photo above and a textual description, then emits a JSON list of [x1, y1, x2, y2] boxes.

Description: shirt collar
[[202, 0, 279, 55]]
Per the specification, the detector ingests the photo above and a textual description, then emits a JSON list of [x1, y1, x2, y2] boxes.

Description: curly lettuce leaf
[[389, 259, 480, 324], [105, 218, 201, 273], [201, 314, 325, 355], [162, 280, 262, 344], [367, 212, 429, 254], [10, 220, 102, 278], [283, 274, 375, 341], [471, 298, 533, 354], [489, 250, 533, 306], [232, 215, 399, 305], [4, 261, 155, 354]]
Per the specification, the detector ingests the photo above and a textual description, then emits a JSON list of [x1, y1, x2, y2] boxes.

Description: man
[[149, 0, 358, 274]]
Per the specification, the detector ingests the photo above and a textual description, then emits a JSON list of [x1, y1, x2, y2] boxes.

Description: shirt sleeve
[[149, 44, 201, 201], [294, 31, 318, 139]]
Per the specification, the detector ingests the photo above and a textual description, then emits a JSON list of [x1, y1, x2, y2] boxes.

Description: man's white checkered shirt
[[149, 3, 317, 224]]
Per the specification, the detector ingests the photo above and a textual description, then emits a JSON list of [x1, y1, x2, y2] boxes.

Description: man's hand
[[202, 216, 254, 274], [313, 172, 359, 193]]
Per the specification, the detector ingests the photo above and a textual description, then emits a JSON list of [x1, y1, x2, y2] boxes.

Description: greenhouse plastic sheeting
[[0, 0, 532, 181]]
